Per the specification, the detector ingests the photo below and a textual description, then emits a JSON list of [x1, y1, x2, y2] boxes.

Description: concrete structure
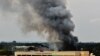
[[90, 53, 95, 56], [15, 51, 91, 56]]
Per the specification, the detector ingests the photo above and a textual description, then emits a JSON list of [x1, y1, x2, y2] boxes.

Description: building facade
[[15, 51, 91, 56]]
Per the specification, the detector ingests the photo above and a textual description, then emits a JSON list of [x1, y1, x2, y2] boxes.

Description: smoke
[[0, 0, 78, 51]]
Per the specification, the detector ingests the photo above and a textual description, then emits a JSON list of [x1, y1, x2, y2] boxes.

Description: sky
[[68, 0, 100, 42], [0, 0, 100, 42]]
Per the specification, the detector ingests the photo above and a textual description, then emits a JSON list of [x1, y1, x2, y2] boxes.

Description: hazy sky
[[68, 0, 100, 42], [0, 0, 100, 42]]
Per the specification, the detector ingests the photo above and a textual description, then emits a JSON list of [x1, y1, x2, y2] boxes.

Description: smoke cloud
[[0, 0, 78, 51]]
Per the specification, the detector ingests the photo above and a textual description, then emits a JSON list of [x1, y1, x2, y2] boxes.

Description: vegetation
[[78, 42, 100, 56], [0, 41, 100, 56]]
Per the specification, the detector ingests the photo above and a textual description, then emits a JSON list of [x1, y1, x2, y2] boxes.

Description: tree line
[[0, 41, 100, 56]]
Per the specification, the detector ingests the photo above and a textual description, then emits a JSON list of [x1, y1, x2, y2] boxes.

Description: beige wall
[[15, 51, 89, 56]]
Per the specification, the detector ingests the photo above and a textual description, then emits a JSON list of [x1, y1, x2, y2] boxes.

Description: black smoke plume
[[20, 0, 78, 51], [0, 0, 78, 51]]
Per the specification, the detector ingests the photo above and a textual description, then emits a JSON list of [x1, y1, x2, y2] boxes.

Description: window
[[32, 55, 42, 56], [17, 55, 21, 56], [22, 55, 26, 56], [27, 55, 31, 56]]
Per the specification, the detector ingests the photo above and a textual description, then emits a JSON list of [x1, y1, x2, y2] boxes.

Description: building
[[15, 51, 95, 56]]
